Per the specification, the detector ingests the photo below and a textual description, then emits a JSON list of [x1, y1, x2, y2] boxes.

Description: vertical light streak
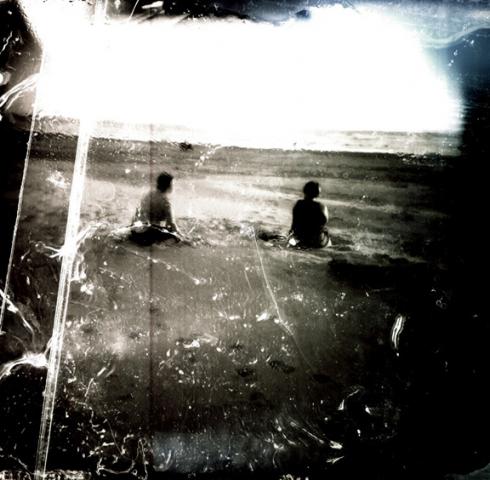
[[252, 230, 316, 375], [129, 0, 141, 19], [33, 119, 93, 480], [148, 122, 155, 435], [0, 70, 44, 332], [33, 2, 107, 478]]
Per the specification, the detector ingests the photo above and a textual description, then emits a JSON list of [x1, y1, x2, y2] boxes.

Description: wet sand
[[1, 133, 457, 478]]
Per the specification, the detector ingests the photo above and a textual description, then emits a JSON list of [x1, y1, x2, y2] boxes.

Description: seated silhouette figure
[[289, 181, 329, 248], [130, 171, 183, 246]]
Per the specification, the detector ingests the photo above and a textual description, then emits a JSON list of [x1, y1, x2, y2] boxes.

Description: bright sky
[[20, 1, 462, 149]]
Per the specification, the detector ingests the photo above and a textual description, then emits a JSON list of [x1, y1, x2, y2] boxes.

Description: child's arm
[[289, 201, 299, 235], [323, 203, 329, 224], [163, 202, 186, 238], [164, 208, 178, 233]]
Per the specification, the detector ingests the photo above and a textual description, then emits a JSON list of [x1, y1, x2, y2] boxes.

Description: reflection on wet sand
[[0, 131, 458, 477]]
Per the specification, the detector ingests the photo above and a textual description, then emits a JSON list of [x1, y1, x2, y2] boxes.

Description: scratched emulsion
[[0, 113, 78, 477], [4, 114, 451, 476], [1, 2, 489, 480], [1, 119, 462, 477]]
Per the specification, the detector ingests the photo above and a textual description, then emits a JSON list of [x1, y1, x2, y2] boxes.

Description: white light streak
[[390, 314, 406, 353], [34, 3, 108, 480], [0, 70, 43, 332], [0, 352, 48, 381]]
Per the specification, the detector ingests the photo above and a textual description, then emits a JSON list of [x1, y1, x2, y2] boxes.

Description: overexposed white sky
[[17, 1, 463, 148]]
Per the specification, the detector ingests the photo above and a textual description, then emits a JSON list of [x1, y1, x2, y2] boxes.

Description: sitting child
[[289, 181, 329, 248], [130, 171, 182, 246]]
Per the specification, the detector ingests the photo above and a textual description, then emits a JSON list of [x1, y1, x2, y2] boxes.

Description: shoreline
[[7, 116, 461, 159]]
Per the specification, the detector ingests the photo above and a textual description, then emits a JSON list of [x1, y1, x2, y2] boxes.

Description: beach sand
[[1, 133, 457, 476]]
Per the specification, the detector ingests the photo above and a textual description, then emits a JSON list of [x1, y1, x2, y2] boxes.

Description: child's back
[[130, 171, 180, 246], [136, 190, 173, 227], [290, 181, 329, 248]]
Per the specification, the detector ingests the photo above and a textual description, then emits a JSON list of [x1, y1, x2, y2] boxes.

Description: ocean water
[[35, 116, 461, 156]]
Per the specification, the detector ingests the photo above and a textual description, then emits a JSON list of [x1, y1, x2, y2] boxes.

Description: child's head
[[303, 181, 321, 199], [156, 171, 174, 193]]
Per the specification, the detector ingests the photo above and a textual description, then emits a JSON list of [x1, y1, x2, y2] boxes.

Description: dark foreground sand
[[1, 133, 461, 478]]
